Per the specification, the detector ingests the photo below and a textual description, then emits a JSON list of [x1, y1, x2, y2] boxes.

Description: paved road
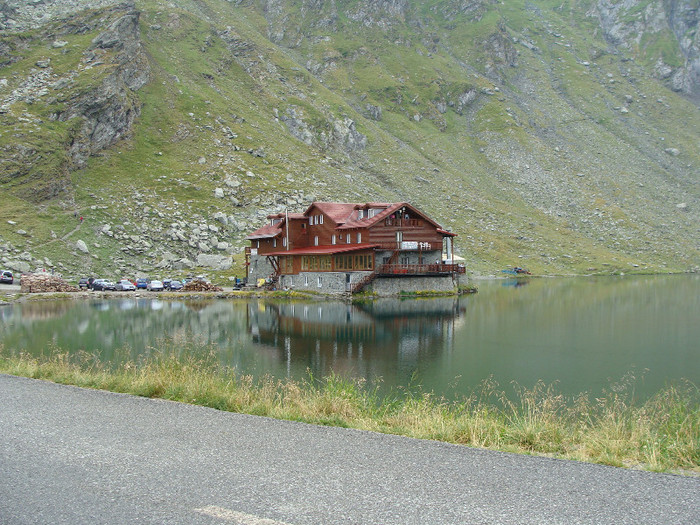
[[1, 374, 698, 524]]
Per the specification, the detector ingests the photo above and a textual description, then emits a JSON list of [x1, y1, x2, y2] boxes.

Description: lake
[[1, 275, 698, 401]]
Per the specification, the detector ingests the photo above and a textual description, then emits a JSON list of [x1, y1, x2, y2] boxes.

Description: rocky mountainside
[[0, 0, 698, 279]]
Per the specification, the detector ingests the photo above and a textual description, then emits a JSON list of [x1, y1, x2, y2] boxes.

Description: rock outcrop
[[593, 0, 700, 100]]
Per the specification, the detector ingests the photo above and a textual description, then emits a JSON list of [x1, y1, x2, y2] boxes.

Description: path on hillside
[[1, 374, 698, 525]]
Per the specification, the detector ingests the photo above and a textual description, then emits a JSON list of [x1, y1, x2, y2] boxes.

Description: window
[[358, 209, 364, 219], [309, 217, 313, 226], [332, 235, 336, 245], [357, 232, 362, 243], [256, 240, 260, 248], [301, 255, 331, 271], [282, 237, 287, 247], [273, 238, 277, 248], [319, 214, 324, 225], [346, 233, 351, 244], [314, 236, 319, 246], [317, 276, 322, 288], [304, 275, 309, 286]]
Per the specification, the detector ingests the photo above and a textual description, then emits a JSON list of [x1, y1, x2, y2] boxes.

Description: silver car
[[147, 280, 164, 291], [115, 280, 136, 291]]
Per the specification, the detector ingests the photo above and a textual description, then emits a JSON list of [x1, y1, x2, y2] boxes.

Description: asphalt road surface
[[1, 374, 698, 524]]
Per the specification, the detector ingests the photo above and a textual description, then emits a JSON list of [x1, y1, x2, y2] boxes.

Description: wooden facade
[[246, 202, 461, 281]]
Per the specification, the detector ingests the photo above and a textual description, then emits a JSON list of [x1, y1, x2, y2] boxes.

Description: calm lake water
[[1, 275, 698, 401]]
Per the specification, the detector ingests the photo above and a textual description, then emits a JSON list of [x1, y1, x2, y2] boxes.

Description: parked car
[[115, 280, 136, 291], [162, 278, 172, 289], [135, 278, 149, 289], [92, 279, 116, 291], [147, 280, 164, 291], [78, 277, 90, 289], [169, 280, 183, 291], [1, 270, 13, 284]]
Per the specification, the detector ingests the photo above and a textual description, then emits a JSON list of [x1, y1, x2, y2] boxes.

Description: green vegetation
[[1, 343, 697, 474], [1, 0, 699, 280]]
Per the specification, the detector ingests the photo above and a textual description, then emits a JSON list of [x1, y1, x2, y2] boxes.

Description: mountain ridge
[[0, 0, 698, 279]]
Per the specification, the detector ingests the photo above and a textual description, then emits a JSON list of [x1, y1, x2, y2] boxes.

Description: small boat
[[501, 267, 531, 276]]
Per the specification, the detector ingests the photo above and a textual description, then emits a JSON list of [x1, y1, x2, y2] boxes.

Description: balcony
[[377, 263, 465, 276]]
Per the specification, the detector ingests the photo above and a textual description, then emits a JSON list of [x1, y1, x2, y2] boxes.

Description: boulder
[[76, 240, 89, 253], [196, 254, 232, 270]]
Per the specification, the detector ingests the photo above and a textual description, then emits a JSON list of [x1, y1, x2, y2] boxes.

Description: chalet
[[245, 202, 464, 294]]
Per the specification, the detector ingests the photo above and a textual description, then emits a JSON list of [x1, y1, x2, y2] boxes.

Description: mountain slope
[[0, 0, 698, 279]]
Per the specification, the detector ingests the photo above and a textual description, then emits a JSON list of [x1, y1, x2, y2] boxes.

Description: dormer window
[[358, 209, 364, 219]]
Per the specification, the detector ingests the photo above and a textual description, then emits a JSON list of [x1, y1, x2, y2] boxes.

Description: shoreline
[[0, 347, 697, 475]]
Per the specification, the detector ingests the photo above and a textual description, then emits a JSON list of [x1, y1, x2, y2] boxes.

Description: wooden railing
[[378, 264, 466, 276]]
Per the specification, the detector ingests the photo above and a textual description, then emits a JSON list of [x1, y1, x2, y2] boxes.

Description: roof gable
[[337, 202, 443, 230], [305, 202, 359, 225]]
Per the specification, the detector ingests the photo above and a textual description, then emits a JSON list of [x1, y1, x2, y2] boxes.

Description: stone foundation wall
[[368, 274, 459, 295], [276, 271, 459, 296], [277, 271, 371, 294], [248, 253, 276, 282]]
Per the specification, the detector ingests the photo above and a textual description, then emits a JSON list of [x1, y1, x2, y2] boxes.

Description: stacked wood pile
[[182, 279, 223, 292], [20, 273, 79, 293]]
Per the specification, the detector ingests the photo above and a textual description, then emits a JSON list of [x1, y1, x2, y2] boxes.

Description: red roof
[[264, 243, 379, 256], [336, 202, 444, 231], [245, 223, 282, 240], [247, 201, 455, 239], [306, 202, 358, 224]]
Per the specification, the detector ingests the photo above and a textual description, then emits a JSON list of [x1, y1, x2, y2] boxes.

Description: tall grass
[[1, 343, 697, 474]]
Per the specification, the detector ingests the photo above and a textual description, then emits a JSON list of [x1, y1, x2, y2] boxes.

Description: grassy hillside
[[0, 0, 698, 280]]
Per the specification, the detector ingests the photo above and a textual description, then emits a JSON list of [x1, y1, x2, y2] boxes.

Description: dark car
[[135, 278, 149, 289], [169, 280, 183, 291], [92, 279, 116, 291], [0, 270, 13, 284], [78, 277, 90, 289]]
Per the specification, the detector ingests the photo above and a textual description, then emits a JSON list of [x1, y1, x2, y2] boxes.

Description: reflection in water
[[1, 275, 698, 400], [247, 298, 466, 388]]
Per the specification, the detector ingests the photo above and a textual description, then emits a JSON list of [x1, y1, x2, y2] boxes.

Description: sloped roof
[[306, 202, 359, 224], [247, 202, 454, 238], [245, 223, 282, 240], [336, 202, 444, 231]]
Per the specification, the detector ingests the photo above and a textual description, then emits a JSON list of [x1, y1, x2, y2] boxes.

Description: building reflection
[[247, 298, 467, 385]]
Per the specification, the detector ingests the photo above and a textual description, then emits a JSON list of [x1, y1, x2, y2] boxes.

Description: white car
[[147, 280, 164, 291]]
